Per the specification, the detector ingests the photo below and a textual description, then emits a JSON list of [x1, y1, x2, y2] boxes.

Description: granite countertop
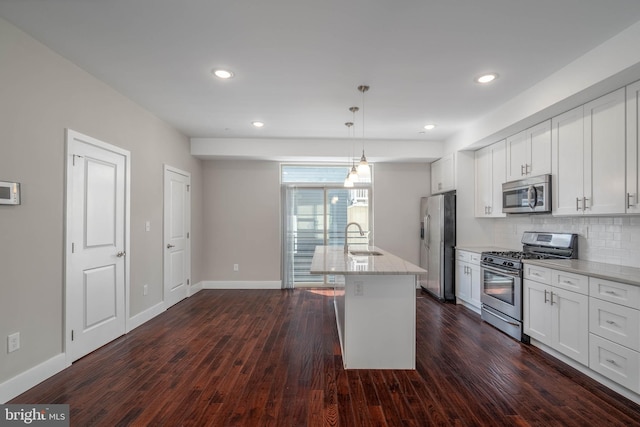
[[523, 258, 640, 287], [310, 245, 427, 275], [455, 245, 516, 254]]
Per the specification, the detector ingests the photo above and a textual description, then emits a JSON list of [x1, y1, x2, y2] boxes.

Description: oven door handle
[[483, 307, 520, 326], [481, 264, 520, 278]]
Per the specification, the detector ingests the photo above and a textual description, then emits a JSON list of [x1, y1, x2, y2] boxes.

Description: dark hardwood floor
[[10, 289, 640, 426]]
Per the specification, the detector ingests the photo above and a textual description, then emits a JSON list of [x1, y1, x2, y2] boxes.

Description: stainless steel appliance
[[480, 231, 578, 341], [419, 192, 456, 301], [502, 174, 551, 214]]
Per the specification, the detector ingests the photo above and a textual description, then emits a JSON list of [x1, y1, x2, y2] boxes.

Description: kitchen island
[[310, 245, 427, 369]]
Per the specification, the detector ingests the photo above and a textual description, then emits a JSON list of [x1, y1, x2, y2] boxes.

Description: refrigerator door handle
[[425, 215, 431, 249]]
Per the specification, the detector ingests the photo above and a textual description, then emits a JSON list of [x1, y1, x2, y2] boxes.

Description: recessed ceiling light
[[212, 69, 234, 79], [252, 121, 264, 128], [475, 73, 498, 84], [424, 124, 436, 130]]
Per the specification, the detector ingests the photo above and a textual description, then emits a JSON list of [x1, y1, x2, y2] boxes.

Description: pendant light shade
[[357, 150, 370, 175]]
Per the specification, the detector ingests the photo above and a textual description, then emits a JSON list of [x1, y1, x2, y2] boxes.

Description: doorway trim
[[64, 129, 131, 365]]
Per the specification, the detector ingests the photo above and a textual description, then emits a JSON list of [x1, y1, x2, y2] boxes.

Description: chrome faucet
[[344, 222, 365, 253]]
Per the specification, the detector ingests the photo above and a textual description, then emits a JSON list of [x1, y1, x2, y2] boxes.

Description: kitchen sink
[[349, 250, 383, 256]]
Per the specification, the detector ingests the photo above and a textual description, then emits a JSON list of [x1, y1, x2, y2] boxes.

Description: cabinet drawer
[[589, 298, 640, 351], [589, 333, 640, 393], [590, 277, 640, 309], [469, 253, 481, 264], [456, 250, 471, 263], [523, 265, 551, 285], [552, 270, 588, 295]]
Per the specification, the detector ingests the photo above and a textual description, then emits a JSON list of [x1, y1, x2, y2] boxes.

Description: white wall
[[201, 160, 281, 282], [0, 17, 203, 390], [373, 162, 430, 265]]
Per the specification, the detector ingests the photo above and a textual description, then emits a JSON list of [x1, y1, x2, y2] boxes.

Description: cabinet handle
[[521, 164, 525, 176], [606, 358, 619, 367], [628, 193, 635, 209], [561, 280, 573, 286], [525, 164, 530, 175], [605, 320, 617, 325], [576, 197, 581, 211], [544, 289, 549, 303], [583, 197, 589, 210], [488, 206, 492, 214], [550, 291, 555, 305], [531, 272, 541, 277], [605, 290, 619, 296]]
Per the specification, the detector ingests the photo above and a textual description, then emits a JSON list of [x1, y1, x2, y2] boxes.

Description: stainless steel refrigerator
[[419, 192, 456, 301]]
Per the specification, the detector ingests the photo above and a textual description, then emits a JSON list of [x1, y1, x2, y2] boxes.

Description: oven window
[[483, 269, 515, 305]]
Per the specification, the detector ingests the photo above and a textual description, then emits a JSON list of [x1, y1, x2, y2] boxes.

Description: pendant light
[[357, 85, 371, 176], [343, 121, 355, 188], [348, 106, 359, 182]]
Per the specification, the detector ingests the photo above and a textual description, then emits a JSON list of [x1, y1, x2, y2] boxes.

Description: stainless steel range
[[480, 231, 578, 341]]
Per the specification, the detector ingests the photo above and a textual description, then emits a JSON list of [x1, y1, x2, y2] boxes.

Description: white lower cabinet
[[524, 278, 589, 366], [588, 277, 640, 393], [525, 264, 640, 398], [455, 250, 481, 312]]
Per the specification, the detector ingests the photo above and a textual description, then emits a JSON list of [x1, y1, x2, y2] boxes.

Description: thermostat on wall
[[0, 181, 21, 205]]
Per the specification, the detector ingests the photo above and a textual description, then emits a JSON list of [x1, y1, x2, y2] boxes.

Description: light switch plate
[[8, 332, 20, 353]]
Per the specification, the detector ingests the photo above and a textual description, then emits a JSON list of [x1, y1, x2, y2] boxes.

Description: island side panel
[[343, 274, 416, 369], [333, 277, 346, 361]]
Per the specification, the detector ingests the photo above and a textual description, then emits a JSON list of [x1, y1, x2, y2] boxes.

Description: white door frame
[[163, 164, 191, 308], [64, 129, 131, 365]]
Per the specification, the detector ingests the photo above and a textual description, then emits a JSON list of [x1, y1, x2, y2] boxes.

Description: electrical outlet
[[145, 220, 151, 232], [8, 332, 20, 353], [233, 264, 239, 272], [143, 284, 148, 296]]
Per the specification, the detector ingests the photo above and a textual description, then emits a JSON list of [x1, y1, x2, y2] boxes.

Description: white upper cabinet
[[552, 88, 626, 216], [627, 80, 640, 214], [431, 153, 455, 194], [475, 140, 506, 217], [505, 120, 551, 182]]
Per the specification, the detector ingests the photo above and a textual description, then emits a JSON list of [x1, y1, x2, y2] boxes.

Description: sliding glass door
[[282, 185, 372, 288]]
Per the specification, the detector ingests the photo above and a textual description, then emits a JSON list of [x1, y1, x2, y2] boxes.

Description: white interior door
[[65, 129, 129, 362], [164, 166, 191, 308]]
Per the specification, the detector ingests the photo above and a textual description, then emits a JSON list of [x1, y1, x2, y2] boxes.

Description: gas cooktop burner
[[482, 251, 553, 261]]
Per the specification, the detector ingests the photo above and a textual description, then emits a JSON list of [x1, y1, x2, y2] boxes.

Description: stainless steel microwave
[[0, 181, 21, 205], [502, 174, 551, 214]]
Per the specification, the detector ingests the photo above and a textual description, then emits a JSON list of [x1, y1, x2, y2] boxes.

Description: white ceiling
[[2, 0, 640, 143]]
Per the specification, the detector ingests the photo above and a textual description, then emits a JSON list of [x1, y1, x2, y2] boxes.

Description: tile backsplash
[[493, 215, 640, 269]]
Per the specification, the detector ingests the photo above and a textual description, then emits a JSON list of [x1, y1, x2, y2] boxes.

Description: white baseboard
[[202, 280, 282, 290], [189, 281, 203, 296], [0, 353, 68, 403], [127, 301, 166, 332]]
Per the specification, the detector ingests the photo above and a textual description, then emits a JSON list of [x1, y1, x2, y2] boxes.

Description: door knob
[[116, 251, 126, 257], [167, 244, 175, 249]]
